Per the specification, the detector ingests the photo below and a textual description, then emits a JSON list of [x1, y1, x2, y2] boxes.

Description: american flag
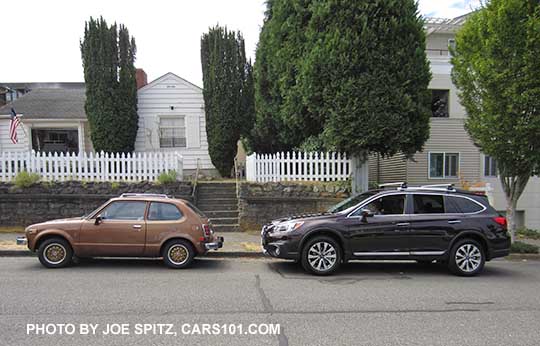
[[9, 108, 21, 144]]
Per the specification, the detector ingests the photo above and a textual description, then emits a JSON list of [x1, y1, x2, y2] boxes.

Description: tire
[[37, 237, 73, 268], [162, 239, 195, 269], [301, 236, 341, 275], [448, 238, 485, 276]]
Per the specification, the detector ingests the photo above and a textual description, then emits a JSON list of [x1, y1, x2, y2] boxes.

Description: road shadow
[[268, 260, 520, 281]]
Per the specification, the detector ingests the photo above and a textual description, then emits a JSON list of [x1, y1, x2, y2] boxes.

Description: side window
[[451, 197, 484, 214], [413, 194, 444, 214], [444, 196, 461, 213], [100, 201, 146, 221], [148, 202, 183, 221], [361, 194, 405, 215]]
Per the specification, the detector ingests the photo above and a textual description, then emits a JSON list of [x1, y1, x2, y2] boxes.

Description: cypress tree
[[201, 26, 254, 177], [81, 17, 138, 153]]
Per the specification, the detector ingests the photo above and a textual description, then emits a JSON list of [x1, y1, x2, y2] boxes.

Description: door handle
[[448, 220, 462, 224], [132, 224, 142, 230], [395, 222, 410, 227]]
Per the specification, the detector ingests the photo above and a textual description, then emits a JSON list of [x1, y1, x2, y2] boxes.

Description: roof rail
[[378, 182, 408, 189], [120, 193, 169, 198], [421, 184, 455, 191]]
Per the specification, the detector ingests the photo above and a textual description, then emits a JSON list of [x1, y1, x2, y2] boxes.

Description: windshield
[[327, 192, 377, 214]]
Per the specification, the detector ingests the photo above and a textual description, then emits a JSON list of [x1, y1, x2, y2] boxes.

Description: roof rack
[[378, 182, 408, 189], [120, 193, 169, 198]]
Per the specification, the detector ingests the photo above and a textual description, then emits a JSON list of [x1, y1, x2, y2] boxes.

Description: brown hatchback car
[[17, 193, 224, 269]]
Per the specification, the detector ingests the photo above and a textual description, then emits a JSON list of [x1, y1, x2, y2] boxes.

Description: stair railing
[[191, 158, 201, 204]]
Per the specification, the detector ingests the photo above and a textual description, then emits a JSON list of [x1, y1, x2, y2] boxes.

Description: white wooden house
[[0, 73, 217, 177], [134, 72, 215, 175]]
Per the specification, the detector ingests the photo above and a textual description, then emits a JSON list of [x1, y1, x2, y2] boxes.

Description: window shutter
[[185, 115, 200, 148]]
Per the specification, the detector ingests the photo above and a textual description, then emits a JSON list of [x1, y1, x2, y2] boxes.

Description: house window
[[31, 129, 79, 153], [484, 155, 497, 177], [448, 39, 456, 51], [431, 89, 449, 117], [159, 117, 186, 148], [429, 152, 459, 179]]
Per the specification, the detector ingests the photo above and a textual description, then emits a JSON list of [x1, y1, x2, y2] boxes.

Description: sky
[[0, 0, 481, 87]]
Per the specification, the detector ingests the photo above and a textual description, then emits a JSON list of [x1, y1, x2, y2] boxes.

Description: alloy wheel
[[43, 243, 67, 265], [455, 243, 482, 273], [308, 241, 337, 272], [168, 244, 189, 265]]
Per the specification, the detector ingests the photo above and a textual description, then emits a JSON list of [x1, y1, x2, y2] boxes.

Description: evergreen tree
[[451, 0, 540, 239], [201, 26, 254, 177], [81, 17, 138, 153]]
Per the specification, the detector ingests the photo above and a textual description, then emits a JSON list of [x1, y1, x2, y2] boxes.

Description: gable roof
[[0, 87, 86, 119], [138, 72, 202, 93]]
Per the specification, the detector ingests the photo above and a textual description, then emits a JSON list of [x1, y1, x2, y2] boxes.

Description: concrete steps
[[196, 182, 239, 232]]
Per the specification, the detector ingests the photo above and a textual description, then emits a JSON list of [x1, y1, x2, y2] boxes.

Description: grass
[[240, 242, 261, 252], [517, 228, 540, 240], [510, 241, 539, 254], [0, 226, 24, 234]]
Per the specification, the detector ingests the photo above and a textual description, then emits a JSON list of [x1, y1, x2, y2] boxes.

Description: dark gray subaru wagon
[[261, 183, 511, 276]]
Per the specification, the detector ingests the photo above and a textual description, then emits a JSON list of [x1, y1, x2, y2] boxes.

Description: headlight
[[276, 221, 304, 233]]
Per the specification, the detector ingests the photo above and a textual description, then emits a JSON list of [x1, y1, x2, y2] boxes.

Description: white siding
[[135, 73, 215, 172], [0, 119, 30, 152]]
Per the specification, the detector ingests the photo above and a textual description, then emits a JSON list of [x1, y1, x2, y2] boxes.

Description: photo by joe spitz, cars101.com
[[18, 183, 510, 276]]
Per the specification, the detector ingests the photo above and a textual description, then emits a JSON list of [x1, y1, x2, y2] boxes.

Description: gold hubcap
[[169, 245, 188, 264], [45, 244, 66, 263]]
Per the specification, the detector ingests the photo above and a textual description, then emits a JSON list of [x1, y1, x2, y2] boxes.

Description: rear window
[[413, 194, 445, 214], [185, 201, 207, 218], [148, 202, 183, 221], [450, 196, 484, 213]]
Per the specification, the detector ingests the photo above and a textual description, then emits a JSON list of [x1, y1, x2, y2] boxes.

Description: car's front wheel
[[162, 239, 195, 269], [301, 236, 341, 275], [448, 238, 485, 276], [37, 237, 73, 268]]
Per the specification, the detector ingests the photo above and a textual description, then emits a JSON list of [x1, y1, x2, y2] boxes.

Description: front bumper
[[263, 240, 298, 259], [16, 236, 27, 246], [204, 236, 224, 250]]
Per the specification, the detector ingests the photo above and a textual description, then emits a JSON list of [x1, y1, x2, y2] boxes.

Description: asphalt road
[[1, 257, 539, 346]]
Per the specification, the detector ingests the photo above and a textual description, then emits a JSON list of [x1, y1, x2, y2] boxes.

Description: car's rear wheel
[[162, 239, 195, 269], [301, 236, 341, 275], [448, 238, 485, 276], [38, 237, 73, 268]]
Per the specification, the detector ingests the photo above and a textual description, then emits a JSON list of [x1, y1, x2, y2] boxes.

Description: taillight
[[202, 224, 212, 238], [493, 216, 507, 228]]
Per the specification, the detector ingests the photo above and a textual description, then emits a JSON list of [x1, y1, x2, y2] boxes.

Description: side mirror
[[361, 209, 374, 217], [94, 216, 103, 225], [360, 209, 373, 223]]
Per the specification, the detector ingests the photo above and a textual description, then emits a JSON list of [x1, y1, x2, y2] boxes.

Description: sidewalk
[[0, 232, 264, 258]]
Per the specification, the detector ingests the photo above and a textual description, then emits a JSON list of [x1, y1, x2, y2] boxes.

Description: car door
[[78, 200, 148, 257], [345, 193, 411, 255], [407, 193, 461, 254], [144, 202, 186, 255]]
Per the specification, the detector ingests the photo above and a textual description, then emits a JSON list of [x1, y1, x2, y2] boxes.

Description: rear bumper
[[204, 236, 224, 251], [490, 248, 510, 259]]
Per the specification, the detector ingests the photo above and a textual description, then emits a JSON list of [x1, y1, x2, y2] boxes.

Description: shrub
[[157, 170, 177, 185], [510, 241, 539, 254], [14, 171, 41, 188], [517, 228, 540, 240]]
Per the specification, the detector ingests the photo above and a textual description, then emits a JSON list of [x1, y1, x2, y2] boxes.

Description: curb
[[0, 250, 265, 258]]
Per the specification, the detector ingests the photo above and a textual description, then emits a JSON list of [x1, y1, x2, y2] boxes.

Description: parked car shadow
[[57, 257, 230, 271], [268, 259, 518, 280]]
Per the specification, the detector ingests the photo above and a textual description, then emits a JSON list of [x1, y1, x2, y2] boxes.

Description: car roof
[[109, 194, 188, 204]]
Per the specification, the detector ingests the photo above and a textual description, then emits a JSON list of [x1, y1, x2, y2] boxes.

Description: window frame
[[147, 202, 184, 221], [483, 154, 497, 177], [96, 200, 148, 221], [348, 192, 407, 217], [428, 152, 460, 179], [158, 115, 186, 148]]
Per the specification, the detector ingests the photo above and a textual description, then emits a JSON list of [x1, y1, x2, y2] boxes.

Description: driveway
[[1, 257, 539, 345]]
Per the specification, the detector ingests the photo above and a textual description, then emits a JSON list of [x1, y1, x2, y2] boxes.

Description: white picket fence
[[0, 151, 183, 182], [246, 152, 351, 182]]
